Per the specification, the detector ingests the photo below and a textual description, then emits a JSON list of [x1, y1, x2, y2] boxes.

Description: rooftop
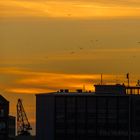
[[36, 84, 140, 96], [0, 95, 9, 104]]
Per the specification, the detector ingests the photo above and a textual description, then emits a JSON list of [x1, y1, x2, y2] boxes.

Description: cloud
[[0, 67, 139, 95], [1, 0, 140, 18], [0, 67, 116, 94], [0, 66, 139, 135]]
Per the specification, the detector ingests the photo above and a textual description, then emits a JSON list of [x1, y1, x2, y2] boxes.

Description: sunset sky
[[0, 0, 140, 134]]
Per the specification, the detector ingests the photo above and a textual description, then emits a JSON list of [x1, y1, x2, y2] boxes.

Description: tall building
[[36, 84, 140, 140], [0, 95, 16, 140], [0, 95, 9, 140]]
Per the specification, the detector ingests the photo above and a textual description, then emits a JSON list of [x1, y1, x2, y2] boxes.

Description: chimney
[[60, 89, 64, 92], [65, 89, 69, 93], [76, 89, 82, 93]]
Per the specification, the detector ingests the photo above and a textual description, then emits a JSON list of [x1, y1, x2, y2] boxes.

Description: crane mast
[[17, 99, 32, 136]]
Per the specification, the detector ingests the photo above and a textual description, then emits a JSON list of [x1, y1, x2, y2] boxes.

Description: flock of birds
[[69, 40, 140, 55], [69, 39, 99, 55], [41, 40, 140, 61]]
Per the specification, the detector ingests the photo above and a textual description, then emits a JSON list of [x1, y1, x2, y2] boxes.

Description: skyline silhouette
[[1, 0, 140, 136]]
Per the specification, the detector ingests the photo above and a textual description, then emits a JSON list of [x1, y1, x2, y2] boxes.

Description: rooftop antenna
[[126, 73, 130, 87], [101, 74, 103, 85], [83, 84, 86, 92]]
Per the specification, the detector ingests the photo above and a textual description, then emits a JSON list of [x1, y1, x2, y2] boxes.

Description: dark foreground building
[[0, 95, 9, 140], [36, 84, 140, 140], [0, 95, 15, 140], [9, 116, 16, 139], [15, 136, 35, 140]]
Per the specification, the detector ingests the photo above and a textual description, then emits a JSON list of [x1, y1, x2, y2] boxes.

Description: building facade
[[9, 116, 16, 139], [0, 95, 16, 140], [36, 85, 140, 140], [0, 95, 9, 140]]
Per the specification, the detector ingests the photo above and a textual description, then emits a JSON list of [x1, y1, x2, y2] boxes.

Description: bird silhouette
[[70, 51, 75, 54]]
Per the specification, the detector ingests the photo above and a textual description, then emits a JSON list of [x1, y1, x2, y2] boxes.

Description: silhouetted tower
[[17, 99, 32, 136]]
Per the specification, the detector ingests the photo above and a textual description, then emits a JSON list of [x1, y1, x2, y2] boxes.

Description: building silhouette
[[36, 84, 140, 140], [0, 95, 15, 140]]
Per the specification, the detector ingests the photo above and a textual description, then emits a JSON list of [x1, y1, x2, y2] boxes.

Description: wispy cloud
[[1, 0, 140, 18], [0, 67, 99, 93], [0, 67, 139, 95], [0, 66, 139, 135]]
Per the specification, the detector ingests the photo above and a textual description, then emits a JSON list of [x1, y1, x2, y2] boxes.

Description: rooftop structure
[[36, 84, 140, 140]]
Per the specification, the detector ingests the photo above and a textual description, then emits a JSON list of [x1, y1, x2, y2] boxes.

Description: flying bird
[[70, 51, 75, 54]]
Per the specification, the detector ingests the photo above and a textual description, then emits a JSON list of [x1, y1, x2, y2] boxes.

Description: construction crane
[[17, 99, 32, 136]]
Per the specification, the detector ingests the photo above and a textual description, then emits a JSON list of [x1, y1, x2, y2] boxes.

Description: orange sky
[[1, 0, 140, 18], [1, 0, 140, 135]]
